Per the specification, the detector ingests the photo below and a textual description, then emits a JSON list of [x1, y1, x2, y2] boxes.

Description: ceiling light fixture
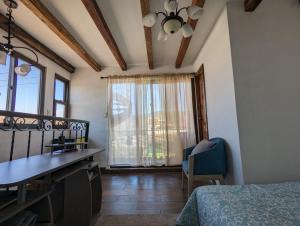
[[0, 0, 39, 76], [142, 0, 203, 40]]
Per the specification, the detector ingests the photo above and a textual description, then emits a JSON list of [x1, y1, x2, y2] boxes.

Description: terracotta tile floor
[[101, 173, 188, 215]]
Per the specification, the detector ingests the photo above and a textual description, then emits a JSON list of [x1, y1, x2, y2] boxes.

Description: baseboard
[[101, 166, 182, 174]]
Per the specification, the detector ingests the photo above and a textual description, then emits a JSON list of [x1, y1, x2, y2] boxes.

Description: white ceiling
[[0, 0, 226, 71]]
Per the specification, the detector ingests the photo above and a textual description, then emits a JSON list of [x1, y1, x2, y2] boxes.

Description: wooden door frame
[[193, 64, 209, 141]]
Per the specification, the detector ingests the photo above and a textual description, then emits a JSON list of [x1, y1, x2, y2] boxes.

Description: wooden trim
[[10, 57, 18, 113], [192, 174, 224, 181], [195, 65, 209, 140], [191, 78, 200, 143], [175, 0, 205, 68], [20, 0, 102, 72], [101, 167, 181, 174], [140, 0, 154, 69], [244, 0, 263, 12], [39, 68, 46, 115], [81, 0, 127, 71], [0, 13, 75, 73], [53, 79, 57, 117], [100, 72, 194, 79]]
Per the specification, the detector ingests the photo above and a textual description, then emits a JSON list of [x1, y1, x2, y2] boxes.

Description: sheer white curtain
[[108, 74, 196, 167]]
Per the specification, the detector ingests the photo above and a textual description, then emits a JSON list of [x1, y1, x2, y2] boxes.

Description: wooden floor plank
[[101, 173, 188, 215]]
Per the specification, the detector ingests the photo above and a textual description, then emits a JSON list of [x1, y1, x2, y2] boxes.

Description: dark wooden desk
[[0, 148, 104, 225], [0, 149, 101, 188]]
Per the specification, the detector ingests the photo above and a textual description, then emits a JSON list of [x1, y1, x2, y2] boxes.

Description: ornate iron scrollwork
[[0, 110, 90, 161]]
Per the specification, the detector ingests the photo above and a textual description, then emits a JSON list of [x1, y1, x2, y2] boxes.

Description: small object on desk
[[52, 138, 75, 153], [47, 137, 88, 153], [45, 142, 88, 153], [58, 135, 65, 144]]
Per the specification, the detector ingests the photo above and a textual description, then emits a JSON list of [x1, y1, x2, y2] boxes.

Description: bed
[[176, 182, 300, 226]]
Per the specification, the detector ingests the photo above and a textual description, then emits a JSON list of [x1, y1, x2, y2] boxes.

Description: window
[[108, 75, 196, 167], [0, 53, 45, 114], [53, 74, 69, 117]]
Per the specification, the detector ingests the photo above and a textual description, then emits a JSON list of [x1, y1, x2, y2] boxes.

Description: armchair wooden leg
[[188, 176, 193, 196], [211, 180, 217, 185], [219, 177, 225, 185], [188, 155, 194, 196], [181, 170, 184, 190]]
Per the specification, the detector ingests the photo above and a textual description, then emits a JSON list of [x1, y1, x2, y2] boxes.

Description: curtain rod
[[100, 73, 195, 79]]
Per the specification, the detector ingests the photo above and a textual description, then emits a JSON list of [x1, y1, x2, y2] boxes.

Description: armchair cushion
[[193, 138, 227, 177], [191, 139, 215, 156], [182, 138, 227, 178]]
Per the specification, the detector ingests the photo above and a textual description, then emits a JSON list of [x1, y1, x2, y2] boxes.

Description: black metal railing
[[0, 110, 89, 161]]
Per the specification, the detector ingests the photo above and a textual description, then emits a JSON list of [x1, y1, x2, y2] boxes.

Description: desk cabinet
[[62, 162, 101, 226], [0, 149, 103, 226]]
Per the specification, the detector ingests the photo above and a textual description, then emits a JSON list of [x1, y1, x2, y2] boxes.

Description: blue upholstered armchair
[[182, 138, 227, 195]]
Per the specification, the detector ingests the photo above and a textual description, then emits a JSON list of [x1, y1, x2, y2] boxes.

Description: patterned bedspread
[[176, 182, 300, 226]]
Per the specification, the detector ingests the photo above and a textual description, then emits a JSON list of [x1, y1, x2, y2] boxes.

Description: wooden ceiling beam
[[0, 13, 75, 73], [140, 0, 154, 69], [81, 0, 127, 71], [20, 0, 102, 72], [175, 0, 205, 68], [244, 0, 263, 12]]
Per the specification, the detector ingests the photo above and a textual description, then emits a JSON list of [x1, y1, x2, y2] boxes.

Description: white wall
[[193, 7, 243, 185], [70, 65, 195, 167], [227, 0, 300, 184], [0, 29, 71, 162]]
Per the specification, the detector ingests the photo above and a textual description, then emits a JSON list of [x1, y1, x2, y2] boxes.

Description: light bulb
[[163, 19, 182, 35], [15, 64, 31, 76], [187, 5, 203, 20], [181, 23, 193, 38], [164, 0, 178, 12], [142, 13, 157, 27]]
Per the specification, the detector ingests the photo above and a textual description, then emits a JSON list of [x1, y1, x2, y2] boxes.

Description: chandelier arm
[[156, 11, 167, 17], [13, 46, 39, 65], [6, 6, 13, 49], [175, 0, 179, 14], [176, 7, 189, 16]]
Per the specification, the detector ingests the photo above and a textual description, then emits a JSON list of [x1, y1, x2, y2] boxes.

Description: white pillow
[[191, 139, 214, 156]]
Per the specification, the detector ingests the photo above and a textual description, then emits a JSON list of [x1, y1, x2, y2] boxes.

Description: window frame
[[1, 51, 46, 115], [53, 74, 69, 118]]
